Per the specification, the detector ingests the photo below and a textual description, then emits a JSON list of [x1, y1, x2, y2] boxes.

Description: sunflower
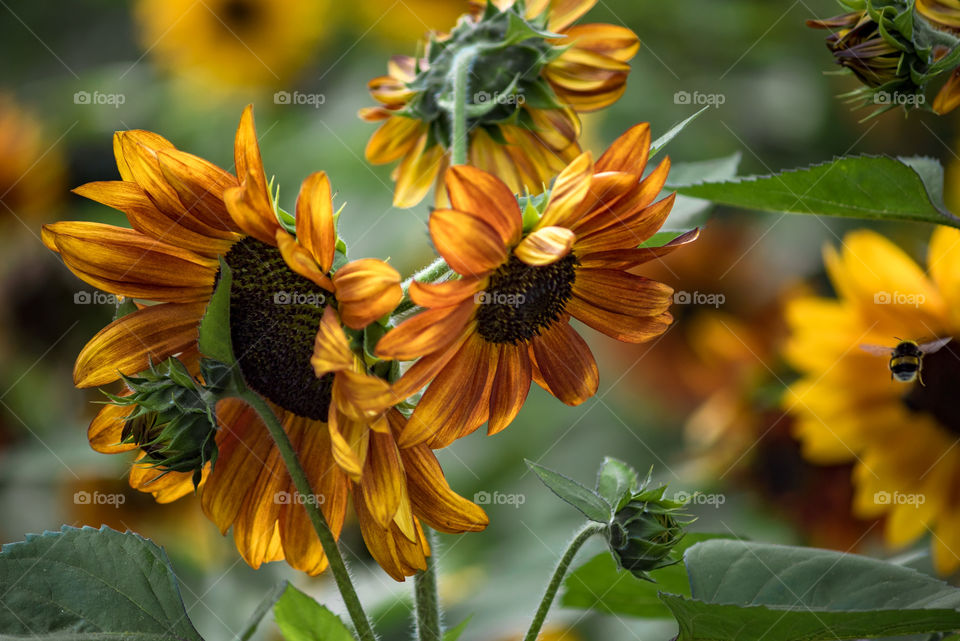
[[134, 0, 329, 90], [0, 94, 66, 220], [362, 0, 639, 207], [43, 106, 484, 578], [916, 0, 960, 113], [373, 123, 695, 448], [784, 227, 960, 574], [350, 0, 466, 45]]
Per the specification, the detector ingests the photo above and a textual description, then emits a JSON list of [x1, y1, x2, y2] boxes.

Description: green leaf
[[235, 581, 288, 641], [673, 155, 960, 228], [504, 11, 561, 44], [561, 534, 735, 619], [198, 258, 235, 365], [273, 584, 356, 641], [650, 107, 710, 157], [595, 457, 639, 512], [0, 525, 203, 641], [443, 617, 472, 641], [662, 153, 742, 233], [661, 539, 960, 641], [526, 459, 612, 523]]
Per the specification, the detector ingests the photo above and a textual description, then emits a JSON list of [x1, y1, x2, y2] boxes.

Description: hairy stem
[[395, 258, 453, 316], [523, 524, 606, 641], [239, 389, 377, 641], [414, 527, 442, 641], [448, 44, 482, 166]]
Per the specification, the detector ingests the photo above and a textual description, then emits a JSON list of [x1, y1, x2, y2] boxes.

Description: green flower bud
[[105, 358, 237, 487], [606, 481, 692, 582]]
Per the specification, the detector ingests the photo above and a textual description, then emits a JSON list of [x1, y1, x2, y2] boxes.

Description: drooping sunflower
[[362, 0, 639, 207], [784, 227, 960, 573], [44, 106, 484, 578], [374, 123, 695, 448], [0, 94, 66, 220], [134, 0, 329, 90]]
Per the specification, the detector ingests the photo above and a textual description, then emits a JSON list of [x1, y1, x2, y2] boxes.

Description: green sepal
[[504, 10, 562, 45], [526, 459, 614, 523], [112, 296, 138, 321], [198, 258, 236, 366]]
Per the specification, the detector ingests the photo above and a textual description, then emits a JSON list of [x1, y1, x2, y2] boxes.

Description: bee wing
[[918, 337, 953, 354], [859, 343, 892, 356]]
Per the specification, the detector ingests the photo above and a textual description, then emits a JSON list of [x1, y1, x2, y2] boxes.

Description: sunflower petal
[[274, 229, 335, 291], [296, 172, 336, 272], [156, 148, 241, 233], [366, 116, 424, 164], [538, 152, 594, 229], [359, 430, 405, 529], [333, 259, 403, 329], [488, 343, 532, 435], [375, 299, 475, 361], [595, 122, 650, 174], [445, 165, 523, 245], [530, 322, 598, 405], [568, 296, 673, 342], [394, 138, 445, 209], [430, 208, 508, 277], [400, 442, 489, 533], [515, 226, 576, 266]]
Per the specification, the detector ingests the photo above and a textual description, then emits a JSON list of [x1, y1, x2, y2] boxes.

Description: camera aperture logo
[[873, 92, 925, 107], [274, 91, 326, 108], [74, 490, 125, 507], [473, 490, 525, 508], [475, 291, 525, 308], [274, 491, 325, 506], [74, 290, 119, 305], [873, 290, 925, 308], [674, 90, 726, 106], [274, 290, 326, 306], [674, 490, 725, 507], [874, 490, 925, 507], [474, 90, 525, 106]]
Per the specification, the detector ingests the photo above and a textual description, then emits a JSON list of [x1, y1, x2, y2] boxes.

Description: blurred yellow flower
[[0, 95, 66, 221], [134, 0, 329, 90], [351, 0, 465, 45], [785, 228, 960, 573]]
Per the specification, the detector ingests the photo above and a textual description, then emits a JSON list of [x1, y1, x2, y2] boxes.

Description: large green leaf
[[272, 584, 356, 641], [561, 534, 734, 619], [673, 155, 960, 228], [661, 539, 960, 641], [662, 153, 742, 234], [0, 525, 203, 641]]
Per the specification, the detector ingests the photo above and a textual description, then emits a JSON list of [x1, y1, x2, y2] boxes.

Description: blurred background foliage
[[0, 0, 954, 639]]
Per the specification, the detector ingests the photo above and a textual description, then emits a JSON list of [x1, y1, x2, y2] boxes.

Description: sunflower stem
[[523, 523, 605, 641], [238, 389, 377, 641], [413, 527, 442, 641], [448, 44, 482, 166], [395, 258, 453, 316]]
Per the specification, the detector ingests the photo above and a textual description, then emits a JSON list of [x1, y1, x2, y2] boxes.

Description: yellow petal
[[296, 172, 336, 273], [515, 226, 576, 266], [333, 259, 403, 329]]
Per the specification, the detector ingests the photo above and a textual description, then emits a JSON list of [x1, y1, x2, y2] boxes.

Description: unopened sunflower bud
[[606, 481, 692, 582], [106, 358, 227, 487]]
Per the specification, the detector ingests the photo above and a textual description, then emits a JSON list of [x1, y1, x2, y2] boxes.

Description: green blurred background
[[0, 0, 953, 639]]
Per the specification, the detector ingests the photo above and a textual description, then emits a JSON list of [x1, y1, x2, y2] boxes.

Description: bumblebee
[[859, 337, 953, 385]]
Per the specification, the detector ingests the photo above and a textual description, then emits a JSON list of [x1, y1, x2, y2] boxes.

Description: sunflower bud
[[106, 358, 237, 487], [606, 480, 692, 582]]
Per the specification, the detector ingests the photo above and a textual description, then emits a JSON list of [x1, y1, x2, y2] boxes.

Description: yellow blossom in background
[[785, 227, 960, 573], [351, 0, 465, 45], [0, 95, 66, 222], [133, 0, 329, 91]]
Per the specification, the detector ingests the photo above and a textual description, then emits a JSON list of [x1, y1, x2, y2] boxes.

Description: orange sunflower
[[43, 105, 485, 578], [374, 123, 695, 448], [362, 0, 639, 207]]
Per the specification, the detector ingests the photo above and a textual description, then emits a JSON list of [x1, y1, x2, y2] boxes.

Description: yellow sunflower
[[373, 124, 695, 448], [351, 0, 466, 45], [785, 227, 960, 574], [43, 106, 485, 578], [0, 94, 66, 220], [134, 0, 329, 90], [362, 0, 639, 207]]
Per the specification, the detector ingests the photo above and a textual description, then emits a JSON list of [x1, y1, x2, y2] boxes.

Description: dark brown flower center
[[223, 237, 333, 420], [219, 0, 259, 32], [901, 338, 960, 435], [475, 253, 578, 344]]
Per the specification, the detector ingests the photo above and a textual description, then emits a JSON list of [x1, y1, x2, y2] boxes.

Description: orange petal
[[444, 165, 523, 245], [296, 172, 336, 273], [578, 229, 700, 269], [527, 106, 582, 154], [530, 322, 598, 405], [573, 157, 671, 238], [391, 322, 474, 401], [487, 343, 532, 435], [156, 148, 241, 234], [224, 176, 282, 246], [394, 138, 445, 209], [234, 105, 271, 216], [365, 116, 424, 164], [562, 24, 640, 62], [274, 229, 335, 291], [572, 269, 673, 316], [311, 307, 356, 376], [429, 208, 509, 277], [469, 128, 525, 196], [400, 441, 489, 533], [333, 259, 402, 329], [409, 277, 486, 308], [568, 296, 673, 342], [576, 193, 676, 252], [88, 402, 137, 454], [595, 123, 650, 174], [538, 151, 594, 229], [375, 298, 476, 361], [547, 0, 598, 31], [328, 409, 369, 482], [515, 226, 576, 266], [117, 135, 190, 219], [934, 68, 960, 115], [74, 302, 206, 387], [113, 130, 174, 184], [359, 430, 405, 529]]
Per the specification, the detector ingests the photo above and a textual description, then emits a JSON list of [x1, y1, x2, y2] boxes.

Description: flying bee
[[859, 337, 953, 385]]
